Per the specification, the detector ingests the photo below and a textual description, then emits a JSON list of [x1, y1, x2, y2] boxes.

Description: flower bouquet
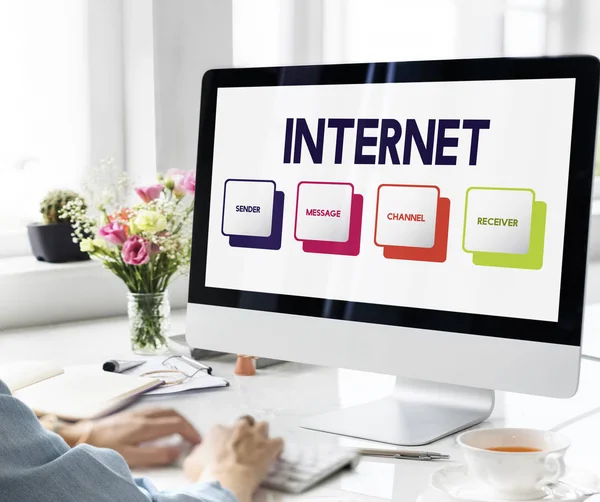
[[62, 164, 196, 353]]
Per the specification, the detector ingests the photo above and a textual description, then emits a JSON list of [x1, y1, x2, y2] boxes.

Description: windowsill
[[0, 255, 189, 330], [0, 256, 100, 276], [0, 229, 33, 258]]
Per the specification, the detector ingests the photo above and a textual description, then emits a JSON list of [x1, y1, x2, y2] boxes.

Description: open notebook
[[0, 361, 161, 421]]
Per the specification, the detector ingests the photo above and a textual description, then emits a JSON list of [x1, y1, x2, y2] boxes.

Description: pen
[[359, 448, 450, 461], [102, 360, 145, 373], [181, 355, 213, 375]]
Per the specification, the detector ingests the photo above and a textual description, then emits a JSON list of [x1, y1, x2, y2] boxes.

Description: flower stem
[[128, 292, 170, 352]]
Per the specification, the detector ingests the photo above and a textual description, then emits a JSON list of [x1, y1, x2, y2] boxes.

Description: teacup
[[457, 428, 570, 500]]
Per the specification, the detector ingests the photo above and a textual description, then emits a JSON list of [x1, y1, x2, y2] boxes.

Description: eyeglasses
[[140, 355, 211, 387], [162, 355, 210, 378]]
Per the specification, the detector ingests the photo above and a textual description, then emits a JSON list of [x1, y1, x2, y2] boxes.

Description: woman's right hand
[[183, 417, 283, 502]]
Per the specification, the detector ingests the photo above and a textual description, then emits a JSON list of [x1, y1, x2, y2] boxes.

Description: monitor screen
[[203, 78, 576, 323]]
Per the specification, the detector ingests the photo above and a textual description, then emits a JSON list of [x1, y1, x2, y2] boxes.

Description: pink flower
[[135, 184, 164, 203], [98, 222, 128, 245], [164, 168, 187, 197], [121, 236, 151, 265], [181, 171, 196, 194]]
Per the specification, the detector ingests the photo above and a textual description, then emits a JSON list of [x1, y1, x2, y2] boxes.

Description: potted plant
[[63, 167, 196, 354], [27, 189, 90, 263]]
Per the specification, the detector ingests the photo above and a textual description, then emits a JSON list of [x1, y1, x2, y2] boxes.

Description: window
[[286, 1, 600, 179], [232, 0, 292, 67], [504, 2, 548, 56], [323, 0, 458, 63], [0, 1, 91, 239], [0, 1, 126, 257]]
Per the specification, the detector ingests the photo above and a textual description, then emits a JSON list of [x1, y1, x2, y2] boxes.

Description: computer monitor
[[187, 57, 599, 446]]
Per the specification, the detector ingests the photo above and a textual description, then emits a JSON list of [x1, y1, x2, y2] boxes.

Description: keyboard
[[262, 443, 361, 494]]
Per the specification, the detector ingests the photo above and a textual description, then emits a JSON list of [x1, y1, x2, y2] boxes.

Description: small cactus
[[40, 189, 85, 225]]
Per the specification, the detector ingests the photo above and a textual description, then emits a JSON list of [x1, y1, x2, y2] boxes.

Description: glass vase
[[127, 292, 171, 355]]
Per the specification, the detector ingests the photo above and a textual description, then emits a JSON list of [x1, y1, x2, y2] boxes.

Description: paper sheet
[[122, 357, 228, 395]]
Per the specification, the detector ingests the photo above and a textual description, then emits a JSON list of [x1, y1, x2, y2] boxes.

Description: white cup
[[457, 428, 570, 500]]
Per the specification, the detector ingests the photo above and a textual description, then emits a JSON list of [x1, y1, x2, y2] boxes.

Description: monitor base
[[300, 378, 495, 446]]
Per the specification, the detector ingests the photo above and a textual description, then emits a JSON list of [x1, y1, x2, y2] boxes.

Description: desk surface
[[1, 312, 600, 501]]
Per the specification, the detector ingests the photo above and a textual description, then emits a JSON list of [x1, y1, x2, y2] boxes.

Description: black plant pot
[[27, 222, 90, 263]]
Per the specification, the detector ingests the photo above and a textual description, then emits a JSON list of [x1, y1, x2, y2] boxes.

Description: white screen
[[205, 79, 576, 322]]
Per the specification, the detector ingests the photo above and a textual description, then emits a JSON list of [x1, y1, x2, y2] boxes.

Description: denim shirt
[[0, 380, 237, 502]]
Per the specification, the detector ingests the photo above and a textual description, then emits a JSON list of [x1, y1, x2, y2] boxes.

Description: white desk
[[2, 312, 600, 501], [583, 303, 600, 360]]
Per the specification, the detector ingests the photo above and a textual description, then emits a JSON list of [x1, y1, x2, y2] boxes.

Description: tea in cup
[[457, 428, 569, 500]]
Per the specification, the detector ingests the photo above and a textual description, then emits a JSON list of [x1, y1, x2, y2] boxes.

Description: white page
[[14, 366, 160, 420], [0, 360, 64, 392]]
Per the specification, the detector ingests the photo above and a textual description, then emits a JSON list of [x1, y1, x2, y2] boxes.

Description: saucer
[[430, 465, 587, 502]]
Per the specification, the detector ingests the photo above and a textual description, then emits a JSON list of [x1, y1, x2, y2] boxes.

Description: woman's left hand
[[62, 408, 201, 468]]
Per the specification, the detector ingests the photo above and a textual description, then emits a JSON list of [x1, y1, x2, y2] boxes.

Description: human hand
[[65, 408, 201, 468], [183, 416, 283, 502]]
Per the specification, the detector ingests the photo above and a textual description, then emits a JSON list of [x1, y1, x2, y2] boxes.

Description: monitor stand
[[300, 377, 495, 446]]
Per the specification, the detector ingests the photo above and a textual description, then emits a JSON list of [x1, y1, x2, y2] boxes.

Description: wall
[[122, 0, 158, 184], [455, 0, 504, 58], [88, 0, 125, 173], [153, 0, 234, 175], [575, 0, 600, 56], [122, 0, 234, 179]]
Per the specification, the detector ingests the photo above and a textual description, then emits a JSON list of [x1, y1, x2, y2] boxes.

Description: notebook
[[0, 361, 161, 421]]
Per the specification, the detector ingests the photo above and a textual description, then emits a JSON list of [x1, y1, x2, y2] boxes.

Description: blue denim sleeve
[[136, 478, 238, 502], [0, 379, 238, 502]]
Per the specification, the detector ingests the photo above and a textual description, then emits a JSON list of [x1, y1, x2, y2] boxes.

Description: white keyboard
[[262, 443, 360, 494]]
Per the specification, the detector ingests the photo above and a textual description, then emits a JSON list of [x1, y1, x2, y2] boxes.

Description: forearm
[[38, 414, 92, 447], [39, 420, 239, 501], [136, 477, 239, 502], [199, 466, 255, 502]]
